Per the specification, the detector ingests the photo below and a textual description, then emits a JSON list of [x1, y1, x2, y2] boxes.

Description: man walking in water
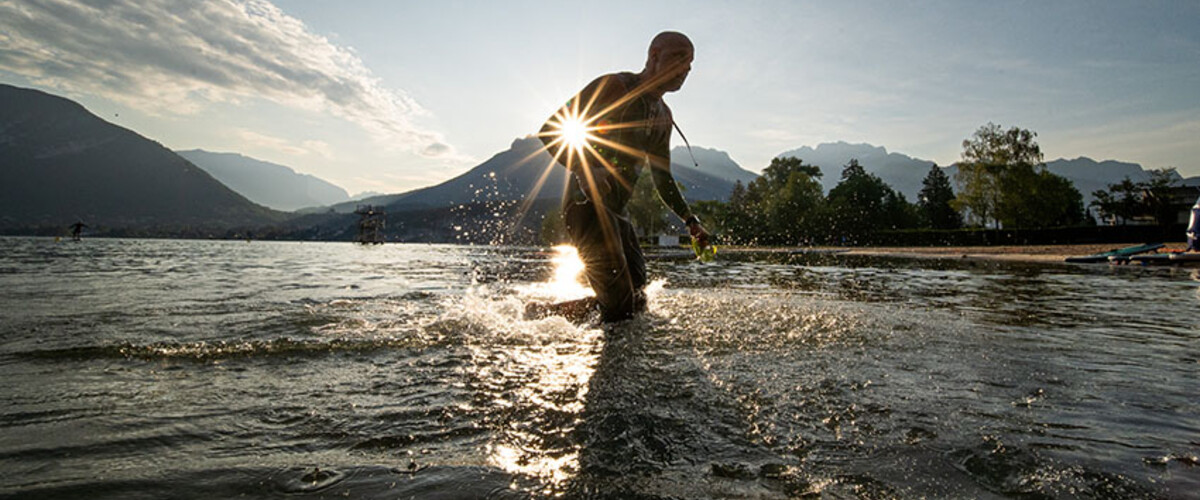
[[69, 221, 87, 241], [535, 31, 711, 323]]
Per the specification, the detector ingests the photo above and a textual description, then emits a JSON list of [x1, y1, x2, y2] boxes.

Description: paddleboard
[[1128, 253, 1173, 264], [1123, 251, 1200, 265], [1065, 243, 1164, 263], [1169, 252, 1200, 262]]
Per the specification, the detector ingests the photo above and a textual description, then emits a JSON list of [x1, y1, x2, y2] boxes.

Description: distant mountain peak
[[670, 144, 757, 185], [513, 135, 542, 149], [1057, 155, 1097, 163], [775, 142, 934, 199], [670, 144, 732, 157], [176, 149, 349, 212], [785, 142, 890, 160]]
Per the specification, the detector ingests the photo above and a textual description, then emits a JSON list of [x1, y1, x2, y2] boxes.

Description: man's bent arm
[[649, 144, 692, 221]]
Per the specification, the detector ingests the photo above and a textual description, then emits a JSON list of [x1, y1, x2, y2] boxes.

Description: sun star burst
[[552, 111, 595, 154]]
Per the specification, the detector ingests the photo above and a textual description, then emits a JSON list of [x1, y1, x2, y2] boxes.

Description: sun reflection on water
[[472, 245, 603, 494], [518, 245, 593, 303], [479, 316, 601, 494]]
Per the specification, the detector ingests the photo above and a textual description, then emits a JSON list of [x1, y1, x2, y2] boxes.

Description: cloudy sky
[[2, 0, 1197, 195]]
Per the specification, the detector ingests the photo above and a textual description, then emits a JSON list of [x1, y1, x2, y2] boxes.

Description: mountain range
[[0, 84, 281, 233], [176, 150, 350, 211], [281, 139, 760, 242], [779, 142, 935, 199], [319, 137, 759, 215], [776, 141, 1194, 205], [3, 82, 1193, 240]]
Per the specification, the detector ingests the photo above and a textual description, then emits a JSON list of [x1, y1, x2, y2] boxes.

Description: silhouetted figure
[[1187, 195, 1199, 252], [69, 221, 87, 241], [534, 31, 711, 323]]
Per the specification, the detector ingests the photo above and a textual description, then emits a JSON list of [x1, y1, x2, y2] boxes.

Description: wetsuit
[[70, 222, 86, 241], [540, 72, 693, 322]]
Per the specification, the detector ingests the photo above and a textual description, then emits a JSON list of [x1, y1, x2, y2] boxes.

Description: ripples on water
[[0, 237, 1197, 499]]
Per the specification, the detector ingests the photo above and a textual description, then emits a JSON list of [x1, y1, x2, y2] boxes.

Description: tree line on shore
[[590, 122, 1184, 247]]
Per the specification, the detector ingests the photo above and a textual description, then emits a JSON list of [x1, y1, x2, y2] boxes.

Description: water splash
[[415, 250, 608, 492]]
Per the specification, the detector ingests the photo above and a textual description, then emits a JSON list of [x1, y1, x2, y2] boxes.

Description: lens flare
[[559, 116, 590, 151], [544, 106, 605, 159]]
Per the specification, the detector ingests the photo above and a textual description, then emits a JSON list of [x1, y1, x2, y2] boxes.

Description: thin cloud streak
[[0, 0, 456, 159], [232, 128, 332, 159]]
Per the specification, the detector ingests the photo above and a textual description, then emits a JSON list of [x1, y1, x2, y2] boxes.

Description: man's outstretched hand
[[688, 221, 711, 249]]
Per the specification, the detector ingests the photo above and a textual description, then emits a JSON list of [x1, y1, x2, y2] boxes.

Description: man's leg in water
[[523, 296, 597, 323], [564, 201, 645, 322], [617, 212, 648, 313]]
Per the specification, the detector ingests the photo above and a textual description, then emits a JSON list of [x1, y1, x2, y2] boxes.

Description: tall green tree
[[721, 180, 757, 244], [955, 123, 1044, 228], [765, 157, 825, 244], [1090, 168, 1180, 225], [996, 164, 1085, 228], [737, 156, 825, 245], [1142, 168, 1181, 226], [952, 162, 999, 227], [729, 179, 747, 207], [917, 164, 962, 229], [825, 159, 912, 243], [883, 191, 920, 231], [1034, 169, 1087, 227], [1090, 177, 1141, 225]]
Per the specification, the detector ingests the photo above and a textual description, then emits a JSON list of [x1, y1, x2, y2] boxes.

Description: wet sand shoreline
[[844, 243, 1190, 264], [715, 243, 1190, 264]]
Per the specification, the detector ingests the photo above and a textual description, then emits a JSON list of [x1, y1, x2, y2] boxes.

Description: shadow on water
[[550, 251, 1193, 499], [555, 299, 934, 499], [563, 321, 802, 499], [0, 465, 529, 500]]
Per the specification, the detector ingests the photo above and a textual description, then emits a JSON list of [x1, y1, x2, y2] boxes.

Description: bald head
[[643, 31, 694, 94], [649, 31, 693, 55]]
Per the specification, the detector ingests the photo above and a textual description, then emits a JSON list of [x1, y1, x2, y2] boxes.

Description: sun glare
[[514, 245, 589, 302], [556, 117, 585, 149], [511, 245, 592, 313], [547, 245, 590, 301], [555, 113, 592, 152]]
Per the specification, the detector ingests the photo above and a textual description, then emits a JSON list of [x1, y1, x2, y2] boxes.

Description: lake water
[[0, 237, 1197, 499]]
